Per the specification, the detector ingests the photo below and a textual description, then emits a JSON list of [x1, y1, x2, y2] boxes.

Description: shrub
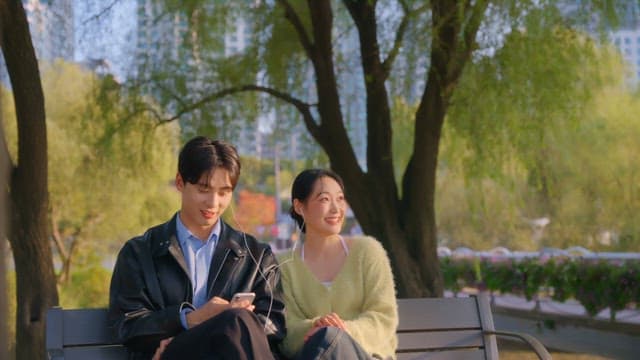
[[440, 257, 640, 321]]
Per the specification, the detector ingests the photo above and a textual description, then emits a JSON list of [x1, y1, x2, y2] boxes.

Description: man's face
[[176, 168, 233, 240]]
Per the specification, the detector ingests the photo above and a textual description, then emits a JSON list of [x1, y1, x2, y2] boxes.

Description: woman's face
[[298, 176, 346, 237]]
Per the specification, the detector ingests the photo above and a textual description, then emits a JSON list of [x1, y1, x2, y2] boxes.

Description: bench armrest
[[483, 330, 551, 360]]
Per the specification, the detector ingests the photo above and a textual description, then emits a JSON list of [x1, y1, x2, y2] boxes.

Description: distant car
[[437, 246, 452, 257], [564, 246, 593, 257], [488, 246, 511, 256], [452, 247, 475, 258]]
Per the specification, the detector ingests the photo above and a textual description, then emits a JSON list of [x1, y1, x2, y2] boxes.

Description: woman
[[278, 169, 398, 360]]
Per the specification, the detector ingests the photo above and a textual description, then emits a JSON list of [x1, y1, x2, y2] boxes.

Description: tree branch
[[382, 2, 430, 77], [447, 0, 489, 88], [276, 0, 315, 58], [154, 85, 321, 138], [463, 0, 488, 55], [50, 209, 69, 264], [81, 0, 121, 25]]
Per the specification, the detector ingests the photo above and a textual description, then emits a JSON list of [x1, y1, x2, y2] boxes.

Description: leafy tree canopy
[[2, 60, 181, 269]]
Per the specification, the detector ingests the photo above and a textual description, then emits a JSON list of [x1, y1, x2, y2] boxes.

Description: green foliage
[[2, 59, 181, 270], [119, 1, 640, 265], [442, 257, 640, 319], [58, 250, 111, 308], [436, 5, 640, 251], [390, 97, 415, 186], [51, 63, 178, 248], [440, 257, 476, 294], [482, 259, 521, 294]]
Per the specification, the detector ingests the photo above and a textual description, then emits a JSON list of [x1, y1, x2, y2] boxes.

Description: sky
[[73, 0, 136, 81]]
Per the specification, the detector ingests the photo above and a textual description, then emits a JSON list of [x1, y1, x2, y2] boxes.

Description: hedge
[[440, 257, 640, 321]]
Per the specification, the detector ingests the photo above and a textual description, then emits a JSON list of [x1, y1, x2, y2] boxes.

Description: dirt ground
[[498, 339, 613, 359]]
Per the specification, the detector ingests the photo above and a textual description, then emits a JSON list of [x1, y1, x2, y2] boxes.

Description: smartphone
[[230, 292, 255, 305]]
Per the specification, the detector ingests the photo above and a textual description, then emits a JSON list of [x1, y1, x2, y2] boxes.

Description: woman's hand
[[303, 325, 322, 342], [314, 312, 346, 330], [304, 312, 348, 343], [152, 337, 173, 360]]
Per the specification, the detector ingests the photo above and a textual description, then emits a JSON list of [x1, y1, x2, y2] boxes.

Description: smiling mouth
[[201, 210, 216, 219]]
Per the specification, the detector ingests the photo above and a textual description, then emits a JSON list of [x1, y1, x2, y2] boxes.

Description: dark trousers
[[162, 308, 275, 360], [295, 327, 373, 360]]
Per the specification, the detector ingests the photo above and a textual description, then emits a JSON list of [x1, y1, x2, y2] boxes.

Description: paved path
[[492, 293, 640, 325], [446, 290, 640, 325], [446, 290, 640, 358]]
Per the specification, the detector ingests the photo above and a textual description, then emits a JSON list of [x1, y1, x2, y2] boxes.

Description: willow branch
[[81, 0, 121, 25], [154, 85, 321, 137], [382, 2, 430, 76], [276, 0, 314, 57]]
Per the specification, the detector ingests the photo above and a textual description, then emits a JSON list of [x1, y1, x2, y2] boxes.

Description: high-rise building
[[134, 0, 186, 81], [561, 0, 640, 84], [611, 29, 640, 82], [24, 0, 74, 62], [73, 0, 137, 81], [1, 0, 74, 86], [133, 1, 325, 162]]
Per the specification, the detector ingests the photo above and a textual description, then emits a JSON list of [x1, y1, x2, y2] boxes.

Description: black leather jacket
[[108, 214, 286, 358]]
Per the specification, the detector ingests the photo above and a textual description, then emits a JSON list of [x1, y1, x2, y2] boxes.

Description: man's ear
[[175, 173, 184, 191]]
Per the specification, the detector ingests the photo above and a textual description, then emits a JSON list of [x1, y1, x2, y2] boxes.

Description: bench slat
[[61, 308, 116, 346], [397, 329, 484, 350], [397, 297, 481, 331], [396, 348, 487, 360], [61, 346, 127, 360]]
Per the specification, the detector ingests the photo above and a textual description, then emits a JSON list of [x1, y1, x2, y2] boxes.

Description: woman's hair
[[178, 136, 241, 189], [289, 168, 345, 233]]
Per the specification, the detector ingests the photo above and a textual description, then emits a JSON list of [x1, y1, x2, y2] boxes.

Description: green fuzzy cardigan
[[277, 236, 398, 359]]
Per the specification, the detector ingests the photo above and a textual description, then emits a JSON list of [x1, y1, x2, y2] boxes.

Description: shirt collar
[[176, 212, 221, 246]]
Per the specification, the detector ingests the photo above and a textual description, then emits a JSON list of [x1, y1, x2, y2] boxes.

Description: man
[[109, 136, 285, 359]]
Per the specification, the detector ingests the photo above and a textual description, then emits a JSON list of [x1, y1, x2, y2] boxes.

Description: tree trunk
[[298, 0, 485, 297], [0, 1, 59, 358]]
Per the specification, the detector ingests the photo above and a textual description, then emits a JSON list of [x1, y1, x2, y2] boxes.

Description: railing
[[438, 245, 640, 261]]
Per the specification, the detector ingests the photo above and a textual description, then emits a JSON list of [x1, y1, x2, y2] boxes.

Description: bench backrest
[[396, 295, 498, 359], [46, 307, 125, 360], [46, 295, 498, 360]]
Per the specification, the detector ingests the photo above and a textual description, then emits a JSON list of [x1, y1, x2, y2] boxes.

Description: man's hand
[[230, 298, 255, 312], [185, 296, 228, 328], [185, 296, 255, 329], [152, 337, 173, 360]]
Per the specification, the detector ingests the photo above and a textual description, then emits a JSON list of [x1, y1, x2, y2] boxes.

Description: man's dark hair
[[289, 168, 345, 233], [178, 136, 241, 188]]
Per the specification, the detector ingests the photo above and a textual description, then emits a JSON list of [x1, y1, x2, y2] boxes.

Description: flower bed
[[440, 257, 640, 320]]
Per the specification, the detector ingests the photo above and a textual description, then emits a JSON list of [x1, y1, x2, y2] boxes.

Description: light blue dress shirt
[[176, 213, 220, 328]]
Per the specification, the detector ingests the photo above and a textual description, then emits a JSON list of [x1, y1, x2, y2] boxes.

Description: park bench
[[46, 293, 551, 359]]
